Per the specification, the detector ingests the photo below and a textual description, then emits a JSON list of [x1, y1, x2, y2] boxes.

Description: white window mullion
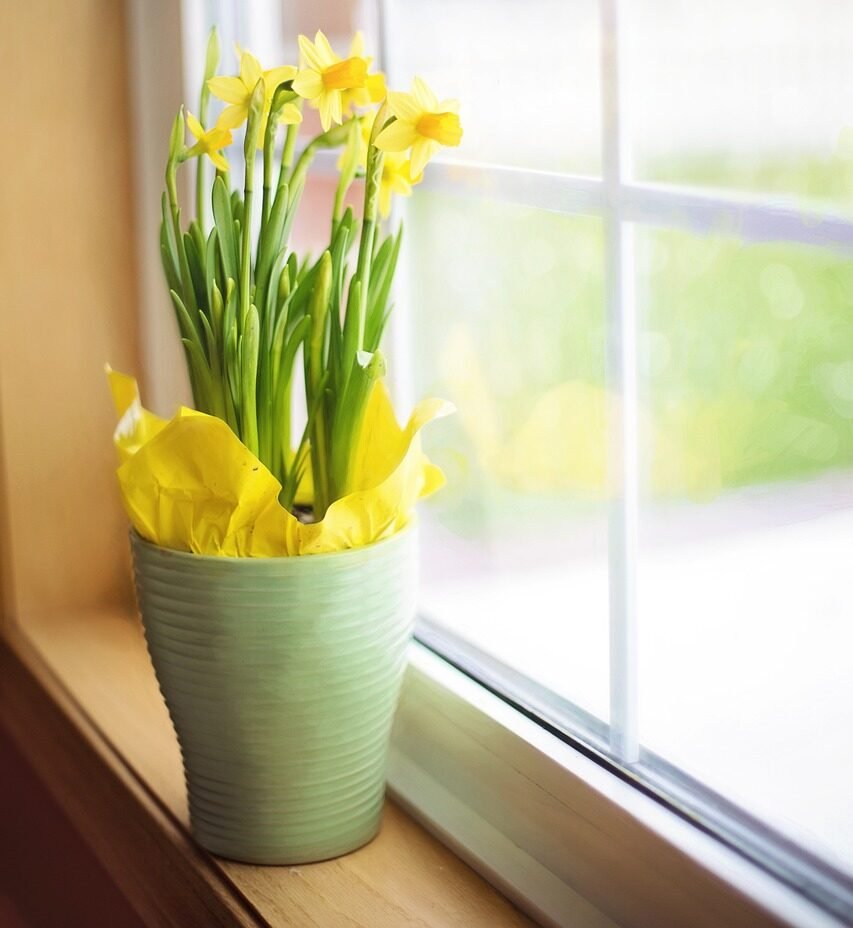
[[412, 160, 853, 256], [601, 0, 640, 765], [418, 161, 606, 216], [622, 181, 853, 253]]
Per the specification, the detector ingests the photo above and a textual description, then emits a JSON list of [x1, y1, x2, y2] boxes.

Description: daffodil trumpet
[[137, 26, 462, 553]]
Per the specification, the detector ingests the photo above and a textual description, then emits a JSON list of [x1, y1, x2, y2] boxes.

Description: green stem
[[332, 118, 360, 231], [166, 158, 198, 315], [288, 119, 355, 202], [353, 105, 387, 352], [332, 177, 348, 225], [241, 305, 260, 456], [262, 88, 297, 222], [278, 111, 301, 191], [240, 183, 253, 331], [262, 124, 274, 225], [279, 374, 327, 512], [289, 139, 317, 201], [306, 252, 332, 518], [196, 156, 206, 227], [240, 78, 264, 335], [271, 377, 291, 486]]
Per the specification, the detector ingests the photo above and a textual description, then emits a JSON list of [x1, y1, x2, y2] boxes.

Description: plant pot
[[130, 526, 418, 865]]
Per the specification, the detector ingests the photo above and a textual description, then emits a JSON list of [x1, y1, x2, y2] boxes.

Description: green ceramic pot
[[130, 527, 417, 864]]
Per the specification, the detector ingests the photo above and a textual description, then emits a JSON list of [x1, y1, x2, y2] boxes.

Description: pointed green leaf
[[212, 176, 238, 282]]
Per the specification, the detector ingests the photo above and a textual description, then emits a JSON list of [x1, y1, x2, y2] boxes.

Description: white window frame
[[126, 0, 853, 924]]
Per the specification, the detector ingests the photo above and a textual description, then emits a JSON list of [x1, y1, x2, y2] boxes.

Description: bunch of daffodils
[[110, 28, 462, 556]]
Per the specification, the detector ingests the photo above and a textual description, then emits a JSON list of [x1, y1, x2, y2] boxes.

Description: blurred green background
[[407, 173, 853, 538]]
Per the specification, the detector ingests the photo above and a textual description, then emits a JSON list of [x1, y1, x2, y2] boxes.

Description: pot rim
[[129, 520, 415, 565]]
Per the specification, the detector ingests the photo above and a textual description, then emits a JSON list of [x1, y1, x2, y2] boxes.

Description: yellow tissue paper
[[106, 366, 167, 462], [108, 369, 454, 556]]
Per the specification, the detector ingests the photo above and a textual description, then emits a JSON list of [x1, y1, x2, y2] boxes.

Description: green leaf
[[160, 193, 180, 287], [240, 304, 260, 455], [210, 282, 224, 351], [169, 289, 201, 342], [204, 26, 220, 86], [168, 108, 185, 163], [181, 337, 214, 412], [189, 220, 207, 273], [273, 314, 310, 396], [223, 277, 238, 344], [231, 189, 243, 224], [183, 230, 208, 315], [266, 255, 287, 326], [205, 226, 219, 308], [256, 183, 289, 297], [212, 176, 238, 282], [288, 255, 322, 328], [198, 309, 217, 368], [160, 237, 181, 294], [340, 276, 361, 387], [296, 252, 312, 282], [330, 349, 386, 495], [169, 201, 199, 315], [279, 369, 329, 512], [327, 221, 352, 391], [365, 226, 402, 351], [270, 314, 309, 482], [225, 320, 240, 417], [305, 253, 333, 516]]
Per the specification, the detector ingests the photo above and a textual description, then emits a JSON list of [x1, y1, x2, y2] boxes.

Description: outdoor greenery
[[410, 170, 853, 530]]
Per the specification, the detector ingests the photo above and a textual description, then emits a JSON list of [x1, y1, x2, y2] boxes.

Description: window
[[169, 1, 853, 924], [383, 0, 853, 921]]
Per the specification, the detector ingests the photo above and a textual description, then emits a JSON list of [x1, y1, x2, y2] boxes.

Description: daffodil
[[292, 31, 372, 131], [334, 114, 418, 217], [378, 151, 418, 217], [185, 111, 232, 171], [340, 32, 387, 114], [207, 49, 301, 142], [375, 76, 462, 178]]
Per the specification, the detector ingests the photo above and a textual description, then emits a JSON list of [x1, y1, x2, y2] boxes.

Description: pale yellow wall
[[0, 1, 141, 618]]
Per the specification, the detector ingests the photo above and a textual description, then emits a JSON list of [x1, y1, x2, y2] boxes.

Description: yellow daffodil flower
[[292, 31, 372, 132], [336, 114, 419, 217], [375, 76, 462, 179], [378, 151, 418, 217], [108, 371, 453, 557], [340, 32, 387, 114], [185, 111, 232, 171], [207, 49, 301, 142]]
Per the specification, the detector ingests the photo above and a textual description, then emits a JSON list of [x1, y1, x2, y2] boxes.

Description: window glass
[[383, 0, 601, 174], [625, 0, 853, 207], [407, 193, 611, 719], [636, 226, 853, 871]]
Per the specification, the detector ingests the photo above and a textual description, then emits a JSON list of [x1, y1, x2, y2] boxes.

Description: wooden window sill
[[0, 608, 535, 928]]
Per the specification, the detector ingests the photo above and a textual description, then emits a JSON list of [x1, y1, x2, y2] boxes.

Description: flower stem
[[166, 157, 198, 316], [262, 125, 274, 224], [278, 113, 301, 191], [240, 173, 253, 330], [332, 120, 358, 226], [306, 252, 333, 518], [353, 104, 387, 352]]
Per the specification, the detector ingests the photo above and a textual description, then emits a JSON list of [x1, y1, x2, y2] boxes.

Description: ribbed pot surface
[[131, 528, 417, 864]]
